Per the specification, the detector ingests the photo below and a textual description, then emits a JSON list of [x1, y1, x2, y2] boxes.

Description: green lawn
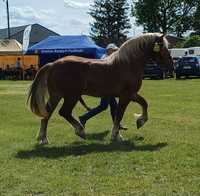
[[0, 79, 200, 195]]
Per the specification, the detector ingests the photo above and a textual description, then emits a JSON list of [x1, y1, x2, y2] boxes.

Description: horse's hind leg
[[37, 95, 61, 144], [132, 94, 148, 129], [59, 96, 86, 139]]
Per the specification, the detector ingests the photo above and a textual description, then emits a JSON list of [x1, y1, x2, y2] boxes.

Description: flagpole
[[4, 0, 11, 39]]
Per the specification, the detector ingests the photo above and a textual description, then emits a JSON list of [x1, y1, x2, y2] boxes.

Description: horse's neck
[[116, 46, 150, 70]]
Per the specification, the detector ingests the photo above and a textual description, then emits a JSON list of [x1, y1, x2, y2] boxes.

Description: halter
[[153, 42, 160, 52], [153, 35, 165, 53]]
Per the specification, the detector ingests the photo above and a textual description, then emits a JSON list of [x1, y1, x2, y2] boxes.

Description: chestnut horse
[[27, 33, 173, 144]]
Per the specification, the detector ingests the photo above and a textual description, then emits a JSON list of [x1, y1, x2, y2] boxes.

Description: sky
[[0, 0, 142, 37]]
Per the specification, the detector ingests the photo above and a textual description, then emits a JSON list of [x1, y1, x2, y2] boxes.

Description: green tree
[[132, 0, 198, 37], [193, 1, 200, 33], [182, 35, 200, 48], [89, 0, 131, 47]]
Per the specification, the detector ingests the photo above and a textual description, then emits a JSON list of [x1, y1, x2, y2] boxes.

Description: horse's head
[[152, 34, 174, 71], [114, 33, 174, 73]]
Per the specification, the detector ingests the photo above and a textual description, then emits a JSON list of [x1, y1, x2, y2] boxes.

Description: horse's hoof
[[136, 118, 146, 129], [75, 130, 86, 140], [111, 134, 124, 142], [38, 138, 49, 145]]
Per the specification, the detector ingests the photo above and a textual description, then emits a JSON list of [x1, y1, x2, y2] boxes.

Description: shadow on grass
[[176, 76, 200, 80], [16, 139, 168, 159], [86, 130, 110, 141]]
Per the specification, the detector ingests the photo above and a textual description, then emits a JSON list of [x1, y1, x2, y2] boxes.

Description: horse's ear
[[154, 34, 166, 52], [159, 34, 165, 41]]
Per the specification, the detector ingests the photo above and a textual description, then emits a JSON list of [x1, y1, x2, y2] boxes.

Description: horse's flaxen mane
[[107, 33, 169, 65]]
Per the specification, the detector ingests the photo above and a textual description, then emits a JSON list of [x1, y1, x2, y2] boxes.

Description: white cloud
[[69, 19, 84, 26], [7, 1, 93, 35], [62, 0, 93, 35], [10, 6, 40, 21], [8, 6, 57, 28], [0, 0, 142, 37], [64, 0, 91, 9]]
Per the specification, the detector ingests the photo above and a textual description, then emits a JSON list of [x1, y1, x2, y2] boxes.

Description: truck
[[169, 48, 189, 68], [169, 48, 189, 58], [188, 47, 200, 56]]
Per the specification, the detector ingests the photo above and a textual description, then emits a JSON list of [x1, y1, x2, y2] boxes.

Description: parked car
[[143, 61, 174, 79], [175, 56, 200, 79], [173, 57, 181, 67]]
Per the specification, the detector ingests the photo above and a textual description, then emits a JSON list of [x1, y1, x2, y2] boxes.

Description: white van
[[169, 48, 189, 58], [188, 47, 200, 56], [169, 48, 189, 67]]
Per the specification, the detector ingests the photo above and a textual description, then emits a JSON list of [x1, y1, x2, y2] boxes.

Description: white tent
[[0, 39, 22, 55]]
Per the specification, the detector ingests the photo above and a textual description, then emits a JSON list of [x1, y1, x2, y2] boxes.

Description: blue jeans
[[79, 97, 118, 122]]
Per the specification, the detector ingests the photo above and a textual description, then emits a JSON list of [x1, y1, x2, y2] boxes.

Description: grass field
[[0, 79, 200, 195]]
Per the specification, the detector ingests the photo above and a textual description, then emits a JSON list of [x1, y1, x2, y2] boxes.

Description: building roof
[[0, 25, 27, 39], [166, 35, 185, 48], [0, 23, 60, 47]]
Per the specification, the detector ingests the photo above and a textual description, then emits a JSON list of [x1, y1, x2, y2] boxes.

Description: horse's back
[[47, 56, 99, 95], [55, 55, 101, 65]]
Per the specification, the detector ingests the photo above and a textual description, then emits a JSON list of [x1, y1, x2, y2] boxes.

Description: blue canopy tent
[[26, 35, 105, 66]]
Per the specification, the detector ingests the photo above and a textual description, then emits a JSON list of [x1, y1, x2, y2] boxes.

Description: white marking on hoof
[[38, 138, 49, 145], [134, 113, 142, 119], [111, 134, 124, 142]]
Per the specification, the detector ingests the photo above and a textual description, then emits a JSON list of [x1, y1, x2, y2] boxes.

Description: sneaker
[[79, 116, 86, 128]]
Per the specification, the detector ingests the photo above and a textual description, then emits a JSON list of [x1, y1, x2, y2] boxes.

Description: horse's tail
[[27, 63, 52, 118]]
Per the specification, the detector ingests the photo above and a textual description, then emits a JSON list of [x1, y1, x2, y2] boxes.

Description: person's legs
[[2, 70, 5, 80], [79, 97, 109, 126], [108, 97, 118, 122], [111, 97, 129, 141], [109, 97, 128, 130]]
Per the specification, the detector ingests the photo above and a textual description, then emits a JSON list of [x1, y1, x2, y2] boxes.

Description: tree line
[[89, 0, 200, 47]]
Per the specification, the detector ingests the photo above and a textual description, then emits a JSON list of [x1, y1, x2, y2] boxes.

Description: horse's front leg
[[132, 94, 148, 129], [111, 98, 130, 142]]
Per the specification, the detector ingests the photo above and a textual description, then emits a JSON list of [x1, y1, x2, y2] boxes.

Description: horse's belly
[[83, 78, 121, 97]]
